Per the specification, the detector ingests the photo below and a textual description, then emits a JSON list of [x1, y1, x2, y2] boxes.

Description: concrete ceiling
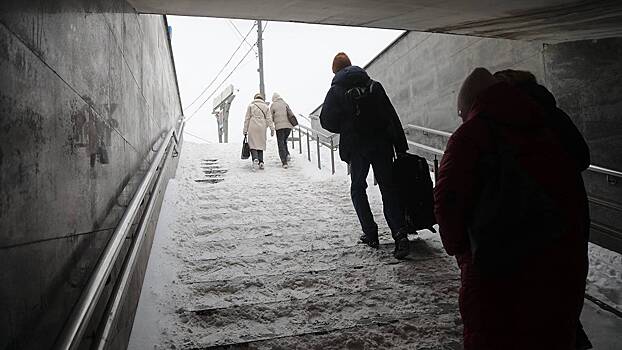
[[127, 0, 622, 43]]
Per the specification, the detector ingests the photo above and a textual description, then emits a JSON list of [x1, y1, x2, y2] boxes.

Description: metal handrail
[[588, 165, 622, 178], [55, 121, 183, 350], [405, 123, 621, 181], [407, 140, 444, 156], [296, 122, 336, 141], [405, 124, 453, 138], [94, 120, 182, 350], [291, 122, 338, 174]]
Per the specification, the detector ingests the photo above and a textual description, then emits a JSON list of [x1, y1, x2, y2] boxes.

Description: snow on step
[[181, 238, 447, 282], [186, 257, 458, 310], [130, 141, 462, 350]]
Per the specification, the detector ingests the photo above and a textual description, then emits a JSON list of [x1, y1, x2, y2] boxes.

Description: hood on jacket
[[272, 93, 283, 103], [252, 98, 267, 104], [331, 65, 370, 88], [467, 82, 546, 129]]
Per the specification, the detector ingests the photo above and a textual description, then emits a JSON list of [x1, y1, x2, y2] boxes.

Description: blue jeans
[[349, 146, 405, 237]]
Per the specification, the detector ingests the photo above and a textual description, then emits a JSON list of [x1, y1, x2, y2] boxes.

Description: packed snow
[[129, 139, 462, 349], [129, 137, 622, 349]]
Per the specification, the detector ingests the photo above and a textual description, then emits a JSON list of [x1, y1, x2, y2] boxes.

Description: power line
[[229, 20, 257, 55], [185, 41, 257, 123], [183, 23, 257, 111], [184, 130, 213, 143]]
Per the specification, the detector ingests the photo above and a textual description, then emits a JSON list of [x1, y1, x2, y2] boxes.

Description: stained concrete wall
[[544, 38, 622, 253], [0, 0, 182, 349]]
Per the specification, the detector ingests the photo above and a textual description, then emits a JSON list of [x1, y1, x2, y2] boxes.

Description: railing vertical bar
[[433, 156, 439, 183], [330, 137, 335, 175], [298, 127, 302, 154], [316, 134, 321, 170], [307, 132, 311, 162]]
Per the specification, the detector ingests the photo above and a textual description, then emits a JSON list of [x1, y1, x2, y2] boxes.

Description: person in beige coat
[[269, 92, 294, 168], [243, 93, 275, 170]]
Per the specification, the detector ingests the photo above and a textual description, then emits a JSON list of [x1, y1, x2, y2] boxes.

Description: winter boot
[[259, 162, 265, 170], [251, 159, 259, 171], [392, 229, 410, 259], [282, 162, 289, 169], [359, 232, 379, 249]]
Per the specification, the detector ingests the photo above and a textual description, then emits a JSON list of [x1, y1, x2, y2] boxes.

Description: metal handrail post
[[316, 134, 321, 170], [55, 127, 177, 350], [298, 127, 302, 154], [433, 156, 439, 183], [306, 131, 311, 161], [330, 137, 335, 175]]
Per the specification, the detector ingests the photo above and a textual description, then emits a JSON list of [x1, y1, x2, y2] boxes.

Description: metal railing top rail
[[291, 123, 338, 174], [405, 124, 453, 138], [95, 119, 183, 350], [55, 120, 183, 350], [588, 165, 622, 178], [407, 140, 445, 156], [296, 122, 336, 140], [405, 123, 621, 179]]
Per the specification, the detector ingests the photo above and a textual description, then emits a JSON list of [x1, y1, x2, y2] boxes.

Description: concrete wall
[[362, 30, 622, 257], [544, 38, 622, 253], [0, 0, 182, 348], [364, 31, 545, 133]]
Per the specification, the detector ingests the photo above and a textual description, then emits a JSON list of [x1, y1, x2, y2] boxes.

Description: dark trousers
[[350, 147, 405, 238], [250, 149, 264, 163], [276, 128, 291, 163]]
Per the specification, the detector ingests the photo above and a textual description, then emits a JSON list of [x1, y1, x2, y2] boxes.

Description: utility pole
[[256, 20, 265, 98]]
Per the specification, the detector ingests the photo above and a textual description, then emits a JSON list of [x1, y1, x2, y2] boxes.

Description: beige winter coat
[[270, 93, 294, 130], [243, 98, 274, 150]]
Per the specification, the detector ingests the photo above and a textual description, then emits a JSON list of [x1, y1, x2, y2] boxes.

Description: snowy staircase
[[129, 141, 463, 350]]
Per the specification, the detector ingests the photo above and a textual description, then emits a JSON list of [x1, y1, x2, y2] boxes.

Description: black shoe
[[392, 231, 410, 259], [359, 234, 379, 249]]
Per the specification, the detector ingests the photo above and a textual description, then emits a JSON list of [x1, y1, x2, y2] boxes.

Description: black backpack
[[346, 80, 390, 137], [393, 153, 437, 233], [468, 118, 564, 276]]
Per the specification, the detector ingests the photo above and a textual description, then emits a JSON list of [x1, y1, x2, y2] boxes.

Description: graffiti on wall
[[69, 96, 119, 167]]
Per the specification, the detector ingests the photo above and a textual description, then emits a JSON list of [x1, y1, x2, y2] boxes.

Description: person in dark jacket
[[320, 52, 411, 259], [434, 68, 589, 349], [493, 69, 593, 350]]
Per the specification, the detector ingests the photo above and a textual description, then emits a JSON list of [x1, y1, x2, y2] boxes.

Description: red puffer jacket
[[434, 82, 589, 350]]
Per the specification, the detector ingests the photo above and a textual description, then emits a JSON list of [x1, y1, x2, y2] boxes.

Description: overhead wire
[[229, 20, 257, 55], [183, 22, 257, 111], [184, 41, 258, 123], [184, 130, 213, 144]]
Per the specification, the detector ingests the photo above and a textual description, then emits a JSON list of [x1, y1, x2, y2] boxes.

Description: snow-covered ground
[[129, 138, 622, 349], [586, 243, 622, 313], [129, 139, 462, 349]]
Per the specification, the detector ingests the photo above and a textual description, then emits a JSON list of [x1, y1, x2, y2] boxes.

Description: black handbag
[[467, 118, 563, 276], [241, 134, 250, 159]]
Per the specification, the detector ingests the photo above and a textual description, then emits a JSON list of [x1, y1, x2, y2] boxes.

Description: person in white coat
[[269, 92, 294, 168], [243, 93, 275, 170]]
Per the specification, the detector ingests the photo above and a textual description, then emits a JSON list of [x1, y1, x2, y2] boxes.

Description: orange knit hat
[[332, 52, 352, 74]]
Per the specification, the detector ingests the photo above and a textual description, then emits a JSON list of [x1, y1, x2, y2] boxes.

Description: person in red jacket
[[434, 68, 589, 349]]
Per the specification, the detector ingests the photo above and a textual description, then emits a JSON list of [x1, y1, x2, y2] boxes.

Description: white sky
[[168, 16, 403, 143]]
